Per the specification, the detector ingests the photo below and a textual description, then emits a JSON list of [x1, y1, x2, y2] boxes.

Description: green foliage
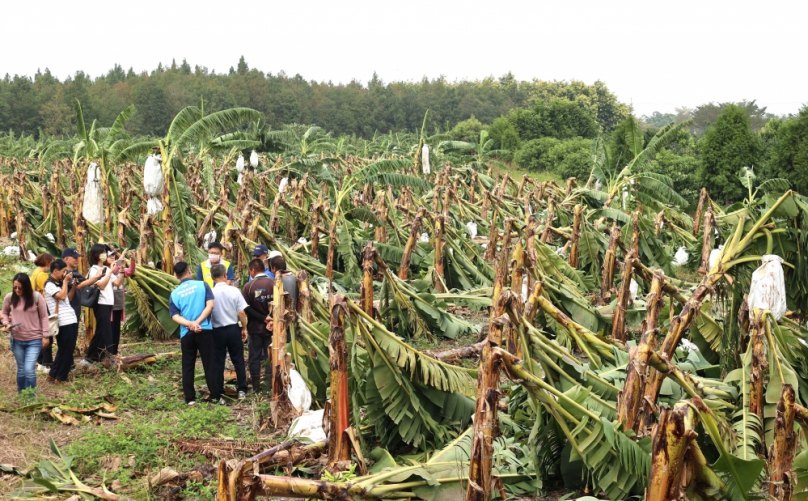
[[646, 149, 700, 206], [449, 115, 485, 143], [698, 104, 763, 202], [514, 137, 593, 181], [766, 106, 808, 194], [508, 98, 600, 142]]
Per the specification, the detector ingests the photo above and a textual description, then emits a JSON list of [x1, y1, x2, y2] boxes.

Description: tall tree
[[766, 106, 808, 194], [697, 104, 762, 203]]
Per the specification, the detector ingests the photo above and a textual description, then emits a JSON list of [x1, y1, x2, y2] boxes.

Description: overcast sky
[[3, 0, 806, 117]]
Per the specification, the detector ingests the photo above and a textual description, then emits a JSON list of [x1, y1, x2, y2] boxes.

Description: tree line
[[0, 57, 628, 139], [1, 56, 806, 206]]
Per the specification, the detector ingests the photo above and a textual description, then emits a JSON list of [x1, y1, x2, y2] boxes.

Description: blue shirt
[[169, 278, 215, 337], [248, 268, 275, 281]]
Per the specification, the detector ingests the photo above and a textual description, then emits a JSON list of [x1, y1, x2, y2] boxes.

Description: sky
[[2, 0, 807, 117]]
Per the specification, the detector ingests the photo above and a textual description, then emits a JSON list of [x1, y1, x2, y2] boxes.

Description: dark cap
[[253, 244, 269, 256], [62, 248, 83, 258]]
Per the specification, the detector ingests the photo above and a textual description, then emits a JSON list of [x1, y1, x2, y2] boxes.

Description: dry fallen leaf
[[150, 467, 179, 486], [111, 479, 123, 492], [102, 456, 122, 471], [126, 455, 136, 468]]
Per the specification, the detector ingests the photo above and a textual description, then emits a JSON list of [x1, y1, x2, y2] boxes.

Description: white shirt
[[44, 281, 78, 326], [210, 282, 248, 328], [89, 265, 114, 306]]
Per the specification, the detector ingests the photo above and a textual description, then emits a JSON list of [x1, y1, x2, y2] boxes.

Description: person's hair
[[173, 261, 190, 278], [269, 255, 287, 272], [248, 259, 265, 273], [34, 253, 54, 268], [50, 259, 67, 272], [10, 273, 35, 310], [210, 263, 226, 281], [208, 242, 224, 252], [88, 244, 108, 266]]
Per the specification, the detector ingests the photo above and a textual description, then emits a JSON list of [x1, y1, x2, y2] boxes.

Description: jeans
[[180, 330, 220, 403], [86, 304, 113, 362], [213, 324, 248, 394], [49, 323, 78, 382], [11, 338, 42, 393]]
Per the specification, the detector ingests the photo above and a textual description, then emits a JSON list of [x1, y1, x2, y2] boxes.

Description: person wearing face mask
[[198, 242, 235, 289], [84, 244, 118, 363]]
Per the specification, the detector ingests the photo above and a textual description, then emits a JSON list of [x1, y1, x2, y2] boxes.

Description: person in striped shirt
[[43, 259, 79, 383]]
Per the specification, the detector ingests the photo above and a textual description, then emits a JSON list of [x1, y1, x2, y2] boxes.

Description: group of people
[[169, 244, 297, 405], [2, 244, 133, 393], [2, 239, 292, 403]]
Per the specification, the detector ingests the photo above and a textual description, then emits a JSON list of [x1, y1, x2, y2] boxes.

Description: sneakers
[[187, 401, 196, 406], [217, 398, 227, 406], [36, 364, 49, 373], [238, 391, 247, 400]]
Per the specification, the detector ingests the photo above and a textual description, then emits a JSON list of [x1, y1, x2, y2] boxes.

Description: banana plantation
[[4, 100, 808, 501]]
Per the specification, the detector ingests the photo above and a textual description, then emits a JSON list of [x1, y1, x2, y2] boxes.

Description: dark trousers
[[37, 340, 53, 366], [247, 332, 272, 392], [49, 323, 78, 381], [213, 324, 248, 394], [111, 310, 122, 355], [86, 305, 114, 362], [181, 329, 220, 403]]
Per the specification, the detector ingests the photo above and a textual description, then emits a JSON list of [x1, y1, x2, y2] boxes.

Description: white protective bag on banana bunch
[[250, 150, 258, 168], [747, 254, 787, 320], [82, 162, 104, 224], [236, 154, 245, 185], [288, 368, 312, 413], [421, 144, 430, 174], [673, 246, 689, 266], [143, 155, 164, 215], [288, 409, 326, 443]]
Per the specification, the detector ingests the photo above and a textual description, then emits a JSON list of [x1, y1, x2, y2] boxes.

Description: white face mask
[[208, 253, 221, 263], [99, 254, 108, 262]]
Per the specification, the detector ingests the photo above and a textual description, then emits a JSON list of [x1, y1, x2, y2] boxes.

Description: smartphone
[[116, 259, 125, 267]]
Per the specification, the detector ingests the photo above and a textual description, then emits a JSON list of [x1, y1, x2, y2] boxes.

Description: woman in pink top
[[1, 273, 49, 393]]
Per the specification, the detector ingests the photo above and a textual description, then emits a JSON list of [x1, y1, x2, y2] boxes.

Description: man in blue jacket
[[169, 261, 220, 405]]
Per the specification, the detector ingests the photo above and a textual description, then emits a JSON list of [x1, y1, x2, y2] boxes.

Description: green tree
[[450, 115, 485, 143], [514, 137, 592, 179], [697, 104, 762, 203], [646, 149, 700, 205], [508, 98, 599, 141], [766, 106, 808, 194], [642, 111, 675, 128], [487, 116, 520, 159], [131, 78, 170, 136]]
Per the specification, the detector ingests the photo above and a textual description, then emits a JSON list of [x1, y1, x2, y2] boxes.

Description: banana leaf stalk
[[617, 269, 664, 433], [693, 187, 709, 236], [327, 295, 351, 469], [611, 251, 636, 342], [271, 277, 297, 427], [466, 294, 512, 501], [600, 223, 620, 305], [769, 384, 797, 501], [647, 401, 699, 501]]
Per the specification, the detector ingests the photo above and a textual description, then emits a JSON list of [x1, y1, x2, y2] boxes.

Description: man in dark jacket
[[242, 259, 274, 393]]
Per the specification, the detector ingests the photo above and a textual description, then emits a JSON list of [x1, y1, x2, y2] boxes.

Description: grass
[[494, 163, 565, 185]]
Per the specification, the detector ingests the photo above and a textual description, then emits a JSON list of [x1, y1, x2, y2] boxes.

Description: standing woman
[[85, 244, 117, 363], [31, 253, 55, 369], [44, 260, 78, 383], [105, 247, 134, 356], [1, 274, 49, 393]]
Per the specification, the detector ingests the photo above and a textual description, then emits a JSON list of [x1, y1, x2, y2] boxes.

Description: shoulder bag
[[81, 266, 101, 309]]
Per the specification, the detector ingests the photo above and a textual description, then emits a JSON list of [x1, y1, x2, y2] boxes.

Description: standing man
[[169, 261, 221, 406], [197, 242, 235, 288], [209, 264, 249, 400], [249, 245, 274, 280], [242, 259, 274, 394], [268, 254, 299, 312]]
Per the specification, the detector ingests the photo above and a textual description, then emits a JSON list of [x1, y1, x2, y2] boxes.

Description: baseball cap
[[268, 250, 282, 259], [62, 248, 84, 258], [253, 244, 269, 256]]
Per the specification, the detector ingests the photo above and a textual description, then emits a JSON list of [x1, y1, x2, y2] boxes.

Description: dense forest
[[1, 56, 807, 205]]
